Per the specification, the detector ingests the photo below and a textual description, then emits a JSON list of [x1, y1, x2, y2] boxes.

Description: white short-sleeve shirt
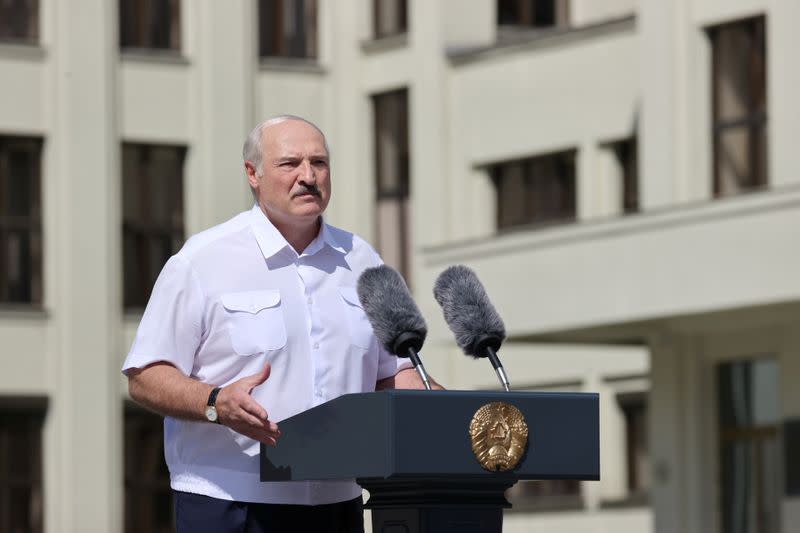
[[122, 204, 411, 505]]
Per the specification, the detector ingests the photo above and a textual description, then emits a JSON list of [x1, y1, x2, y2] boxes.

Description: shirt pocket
[[221, 290, 287, 356], [337, 286, 376, 350]]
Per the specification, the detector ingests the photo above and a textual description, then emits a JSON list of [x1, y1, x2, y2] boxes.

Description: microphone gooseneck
[[433, 265, 511, 391], [357, 265, 432, 390], [407, 347, 431, 390], [486, 346, 510, 392]]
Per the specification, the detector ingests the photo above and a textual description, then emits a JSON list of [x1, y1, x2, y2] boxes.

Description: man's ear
[[245, 162, 259, 189]]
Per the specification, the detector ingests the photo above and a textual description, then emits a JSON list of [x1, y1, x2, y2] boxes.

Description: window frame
[[496, 0, 569, 29], [0, 398, 46, 533], [123, 403, 173, 533], [372, 88, 411, 282], [258, 0, 318, 60], [119, 0, 182, 53], [709, 16, 768, 197], [373, 0, 408, 39], [716, 356, 782, 533], [612, 137, 639, 214], [0, 0, 39, 45], [490, 148, 577, 232], [121, 142, 185, 310], [0, 136, 43, 306]]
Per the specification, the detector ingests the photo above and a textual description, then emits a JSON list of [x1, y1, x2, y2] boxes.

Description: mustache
[[291, 184, 321, 197]]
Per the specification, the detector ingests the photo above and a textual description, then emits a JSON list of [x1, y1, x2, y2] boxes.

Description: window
[[122, 143, 185, 309], [490, 150, 576, 231], [119, 0, 181, 51], [0, 136, 42, 305], [0, 401, 45, 533], [717, 358, 781, 533], [497, 0, 568, 29], [507, 478, 582, 511], [617, 392, 649, 500], [373, 0, 407, 39], [613, 138, 639, 214], [0, 0, 38, 43], [124, 405, 173, 533], [372, 89, 411, 281], [259, 0, 317, 59], [709, 17, 767, 196]]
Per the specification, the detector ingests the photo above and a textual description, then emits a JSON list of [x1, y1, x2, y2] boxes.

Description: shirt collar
[[249, 203, 345, 259]]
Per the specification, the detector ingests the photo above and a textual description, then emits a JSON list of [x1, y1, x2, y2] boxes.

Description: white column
[[639, 0, 691, 210], [576, 139, 601, 221], [582, 372, 603, 510], [768, 0, 800, 188], [192, 0, 255, 231], [648, 332, 688, 533], [50, 0, 122, 531], [410, 0, 449, 266]]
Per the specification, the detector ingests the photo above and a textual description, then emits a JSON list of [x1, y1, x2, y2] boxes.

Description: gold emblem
[[469, 402, 528, 472]]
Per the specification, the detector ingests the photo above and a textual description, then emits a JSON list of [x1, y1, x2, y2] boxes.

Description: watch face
[[205, 406, 218, 422]]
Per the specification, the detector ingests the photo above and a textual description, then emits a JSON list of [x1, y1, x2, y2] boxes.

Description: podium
[[261, 390, 598, 533]]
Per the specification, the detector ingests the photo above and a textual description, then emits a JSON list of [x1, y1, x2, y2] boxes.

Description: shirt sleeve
[[376, 343, 414, 381], [121, 254, 204, 376]]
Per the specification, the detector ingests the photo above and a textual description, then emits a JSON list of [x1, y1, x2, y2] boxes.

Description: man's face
[[247, 120, 331, 228]]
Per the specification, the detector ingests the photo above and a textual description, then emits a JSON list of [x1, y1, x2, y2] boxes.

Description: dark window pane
[[373, 0, 407, 38], [612, 138, 638, 214], [259, 0, 317, 59], [0, 136, 43, 304], [121, 143, 185, 309], [0, 404, 45, 533], [491, 149, 576, 231], [119, 0, 181, 51], [0, 0, 38, 43], [507, 479, 582, 511], [718, 358, 781, 533], [710, 16, 767, 196], [372, 89, 411, 282], [617, 392, 649, 495], [124, 406, 173, 533], [497, 0, 565, 28]]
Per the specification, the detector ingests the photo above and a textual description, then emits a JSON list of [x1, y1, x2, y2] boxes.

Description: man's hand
[[216, 363, 281, 446], [376, 367, 445, 390]]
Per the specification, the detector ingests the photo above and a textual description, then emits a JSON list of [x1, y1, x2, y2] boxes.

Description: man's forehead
[[261, 120, 327, 154]]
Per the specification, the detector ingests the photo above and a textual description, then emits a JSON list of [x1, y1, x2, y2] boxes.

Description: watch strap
[[207, 387, 221, 408]]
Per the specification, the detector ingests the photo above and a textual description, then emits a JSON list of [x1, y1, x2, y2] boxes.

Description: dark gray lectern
[[261, 390, 598, 533]]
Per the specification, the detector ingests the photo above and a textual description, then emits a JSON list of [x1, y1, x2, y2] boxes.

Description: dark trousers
[[174, 491, 364, 533]]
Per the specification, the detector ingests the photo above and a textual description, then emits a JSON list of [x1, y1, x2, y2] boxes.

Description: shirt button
[[313, 342, 319, 349]]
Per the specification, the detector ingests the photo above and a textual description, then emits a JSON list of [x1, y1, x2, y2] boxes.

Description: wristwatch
[[205, 387, 221, 423]]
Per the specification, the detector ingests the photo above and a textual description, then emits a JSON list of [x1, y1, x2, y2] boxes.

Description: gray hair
[[243, 114, 330, 177]]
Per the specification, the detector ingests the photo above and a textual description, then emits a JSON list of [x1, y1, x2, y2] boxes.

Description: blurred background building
[[0, 0, 798, 532]]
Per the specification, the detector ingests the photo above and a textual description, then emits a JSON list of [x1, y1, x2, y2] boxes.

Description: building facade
[[0, 1, 798, 532]]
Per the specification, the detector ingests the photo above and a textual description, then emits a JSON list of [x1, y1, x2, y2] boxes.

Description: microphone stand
[[392, 331, 432, 390], [407, 347, 432, 390], [485, 346, 511, 392]]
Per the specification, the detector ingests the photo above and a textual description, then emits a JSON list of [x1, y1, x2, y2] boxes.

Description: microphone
[[357, 265, 432, 390], [433, 265, 511, 391]]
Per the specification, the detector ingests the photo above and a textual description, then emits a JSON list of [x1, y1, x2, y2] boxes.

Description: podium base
[[359, 478, 514, 533]]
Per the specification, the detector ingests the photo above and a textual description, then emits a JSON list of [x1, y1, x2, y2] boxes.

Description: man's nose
[[298, 159, 316, 183]]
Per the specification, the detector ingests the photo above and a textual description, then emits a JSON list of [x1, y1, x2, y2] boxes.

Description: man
[[123, 116, 436, 532]]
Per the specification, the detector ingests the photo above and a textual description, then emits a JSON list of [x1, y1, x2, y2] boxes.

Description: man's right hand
[[215, 363, 281, 446]]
